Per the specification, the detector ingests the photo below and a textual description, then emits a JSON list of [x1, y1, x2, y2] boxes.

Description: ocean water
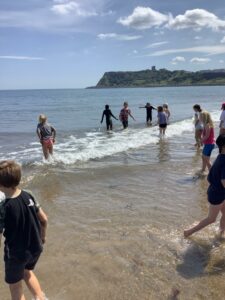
[[0, 86, 225, 299]]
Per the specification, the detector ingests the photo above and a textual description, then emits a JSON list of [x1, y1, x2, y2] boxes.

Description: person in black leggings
[[139, 102, 156, 125], [101, 105, 118, 130]]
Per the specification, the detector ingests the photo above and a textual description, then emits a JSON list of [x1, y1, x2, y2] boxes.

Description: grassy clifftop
[[90, 68, 225, 88]]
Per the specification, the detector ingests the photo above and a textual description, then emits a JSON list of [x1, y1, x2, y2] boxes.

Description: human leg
[[9, 281, 25, 300], [24, 270, 44, 300], [184, 203, 222, 238], [41, 144, 49, 160]]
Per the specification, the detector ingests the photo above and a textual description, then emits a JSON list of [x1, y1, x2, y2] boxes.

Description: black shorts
[[159, 124, 167, 128], [207, 188, 225, 205], [4, 251, 42, 284]]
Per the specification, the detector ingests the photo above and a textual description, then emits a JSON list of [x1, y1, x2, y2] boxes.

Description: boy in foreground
[[0, 160, 48, 300]]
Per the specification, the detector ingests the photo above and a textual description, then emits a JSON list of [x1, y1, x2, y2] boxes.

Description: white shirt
[[220, 110, 225, 128]]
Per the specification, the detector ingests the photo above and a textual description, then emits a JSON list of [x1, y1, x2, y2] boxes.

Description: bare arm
[[101, 111, 105, 123], [36, 128, 42, 142], [129, 110, 135, 121], [0, 233, 2, 248], [110, 111, 118, 120], [37, 208, 48, 244], [221, 179, 225, 188]]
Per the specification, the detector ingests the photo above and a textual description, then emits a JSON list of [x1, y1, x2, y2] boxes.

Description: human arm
[[51, 126, 56, 143], [128, 110, 135, 121], [37, 208, 48, 244], [36, 126, 42, 144], [110, 111, 118, 120], [101, 111, 105, 123]]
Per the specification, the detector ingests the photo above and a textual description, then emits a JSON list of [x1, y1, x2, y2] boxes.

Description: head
[[39, 114, 47, 124], [105, 105, 109, 110], [123, 102, 128, 108], [200, 111, 214, 127], [221, 102, 225, 110], [163, 103, 168, 109], [193, 104, 202, 112], [146, 102, 150, 107], [216, 134, 225, 153], [0, 160, 21, 190], [158, 106, 163, 112]]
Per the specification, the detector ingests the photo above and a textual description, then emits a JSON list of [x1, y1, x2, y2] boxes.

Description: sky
[[1, 0, 225, 89]]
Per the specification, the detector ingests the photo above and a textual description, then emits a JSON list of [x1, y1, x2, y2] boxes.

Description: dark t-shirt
[[145, 106, 155, 115], [207, 154, 225, 197], [37, 123, 54, 140], [2, 190, 43, 259]]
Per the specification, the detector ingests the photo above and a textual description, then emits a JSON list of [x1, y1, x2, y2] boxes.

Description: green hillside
[[89, 68, 225, 88]]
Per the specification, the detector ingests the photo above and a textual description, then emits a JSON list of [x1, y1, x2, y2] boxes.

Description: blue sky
[[1, 0, 225, 89]]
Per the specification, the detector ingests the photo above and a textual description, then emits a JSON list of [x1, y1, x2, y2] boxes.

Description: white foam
[[2, 112, 221, 166]]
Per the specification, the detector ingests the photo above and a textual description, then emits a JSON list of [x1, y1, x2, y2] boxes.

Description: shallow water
[[0, 87, 225, 299]]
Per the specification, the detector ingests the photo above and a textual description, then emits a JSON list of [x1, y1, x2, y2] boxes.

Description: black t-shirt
[[3, 190, 43, 258], [207, 154, 225, 195], [145, 106, 155, 115], [101, 109, 117, 123]]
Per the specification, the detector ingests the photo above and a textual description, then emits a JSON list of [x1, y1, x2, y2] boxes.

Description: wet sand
[[1, 138, 225, 300]]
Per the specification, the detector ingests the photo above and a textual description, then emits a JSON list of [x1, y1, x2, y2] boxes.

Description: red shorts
[[42, 138, 53, 147]]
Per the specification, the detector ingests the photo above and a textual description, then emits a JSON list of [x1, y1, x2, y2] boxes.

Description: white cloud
[[133, 50, 138, 54], [146, 41, 168, 48], [190, 57, 211, 64], [171, 56, 185, 64], [220, 36, 225, 43], [98, 33, 142, 41], [0, 56, 44, 60], [168, 9, 225, 31], [51, 1, 97, 17], [219, 59, 224, 63], [150, 45, 225, 56], [117, 6, 169, 30]]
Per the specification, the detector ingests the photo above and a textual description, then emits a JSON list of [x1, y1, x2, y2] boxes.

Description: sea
[[0, 86, 225, 299]]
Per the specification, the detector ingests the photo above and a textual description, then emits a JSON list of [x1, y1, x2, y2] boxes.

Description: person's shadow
[[177, 238, 225, 279]]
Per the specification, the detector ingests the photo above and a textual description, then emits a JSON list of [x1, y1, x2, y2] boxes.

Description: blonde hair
[[39, 114, 47, 123], [200, 111, 214, 127]]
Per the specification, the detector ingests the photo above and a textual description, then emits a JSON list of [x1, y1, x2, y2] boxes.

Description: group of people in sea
[[101, 101, 171, 133], [184, 102, 225, 238], [0, 100, 225, 300]]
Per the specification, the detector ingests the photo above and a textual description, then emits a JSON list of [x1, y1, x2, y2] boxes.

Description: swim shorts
[[42, 138, 53, 147], [5, 251, 41, 284], [207, 186, 225, 205], [202, 144, 214, 157], [159, 124, 167, 128]]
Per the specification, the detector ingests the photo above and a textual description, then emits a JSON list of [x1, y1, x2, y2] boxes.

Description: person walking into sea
[[157, 106, 167, 136], [184, 134, 225, 238], [193, 104, 203, 148], [101, 105, 118, 131], [119, 101, 135, 129], [163, 103, 171, 123], [0, 160, 48, 300], [139, 102, 156, 125], [219, 102, 225, 135], [200, 111, 215, 174], [37, 114, 56, 160]]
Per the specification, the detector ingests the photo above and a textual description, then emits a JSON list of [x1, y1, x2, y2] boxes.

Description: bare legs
[[184, 202, 225, 238], [9, 270, 44, 300], [195, 129, 203, 147], [201, 154, 211, 173], [42, 143, 53, 160]]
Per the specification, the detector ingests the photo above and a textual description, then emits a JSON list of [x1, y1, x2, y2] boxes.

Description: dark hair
[[193, 104, 202, 112], [105, 105, 109, 109], [146, 102, 150, 106], [216, 135, 225, 153], [0, 160, 21, 188], [158, 106, 163, 112]]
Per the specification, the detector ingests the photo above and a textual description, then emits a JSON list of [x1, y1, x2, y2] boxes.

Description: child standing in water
[[184, 135, 225, 238], [119, 102, 135, 129], [37, 114, 56, 160], [193, 104, 203, 148], [200, 111, 215, 174], [139, 102, 156, 125], [163, 103, 171, 124], [219, 102, 225, 135], [157, 106, 167, 136], [0, 160, 48, 300], [101, 105, 118, 131]]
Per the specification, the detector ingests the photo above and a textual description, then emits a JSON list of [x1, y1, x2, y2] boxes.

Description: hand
[[40, 139, 43, 145], [41, 235, 46, 244], [101, 121, 103, 124]]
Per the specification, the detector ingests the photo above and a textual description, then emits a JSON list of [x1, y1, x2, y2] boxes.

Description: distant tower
[[151, 66, 156, 71]]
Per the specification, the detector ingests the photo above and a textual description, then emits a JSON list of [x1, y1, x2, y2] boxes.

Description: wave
[[0, 112, 220, 166]]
